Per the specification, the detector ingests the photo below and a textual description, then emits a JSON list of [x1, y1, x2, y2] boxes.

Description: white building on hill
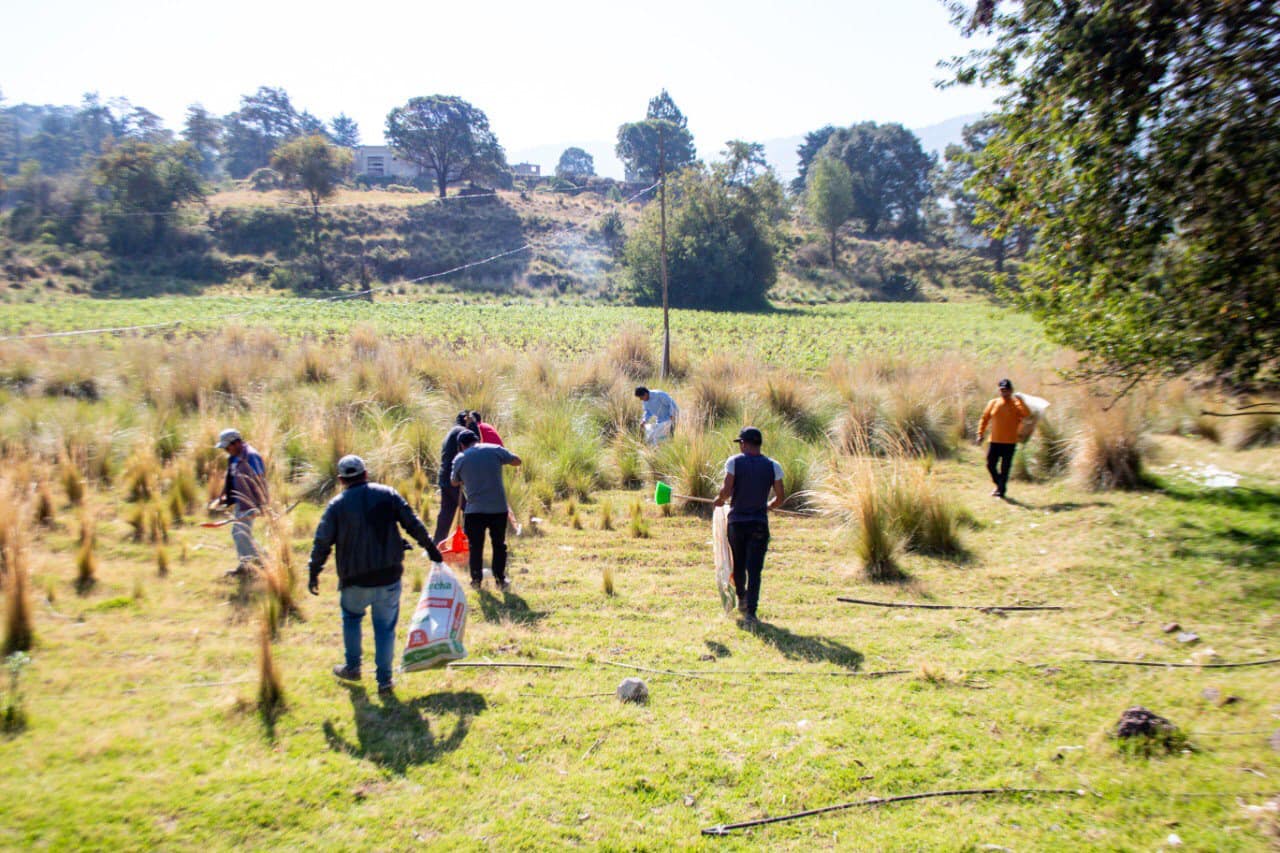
[[352, 146, 419, 180]]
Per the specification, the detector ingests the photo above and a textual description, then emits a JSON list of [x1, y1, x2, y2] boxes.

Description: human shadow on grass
[[476, 589, 548, 627], [739, 620, 864, 671], [322, 683, 487, 775]]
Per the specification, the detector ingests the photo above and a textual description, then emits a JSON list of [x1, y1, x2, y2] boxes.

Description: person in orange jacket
[[976, 378, 1031, 498]]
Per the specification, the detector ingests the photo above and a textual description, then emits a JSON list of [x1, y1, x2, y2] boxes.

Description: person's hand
[[308, 576, 319, 596], [713, 496, 725, 508]]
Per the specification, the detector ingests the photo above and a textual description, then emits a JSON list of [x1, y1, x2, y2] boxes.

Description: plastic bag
[[402, 561, 468, 672], [644, 420, 673, 445], [1015, 392, 1051, 441], [712, 505, 736, 614]]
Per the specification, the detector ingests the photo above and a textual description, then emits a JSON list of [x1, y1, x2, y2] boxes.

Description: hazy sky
[[2, 0, 996, 168]]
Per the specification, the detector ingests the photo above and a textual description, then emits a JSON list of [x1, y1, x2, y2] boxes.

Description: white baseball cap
[[215, 428, 242, 449]]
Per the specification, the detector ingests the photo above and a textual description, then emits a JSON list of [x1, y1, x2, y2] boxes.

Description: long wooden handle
[[672, 493, 811, 518]]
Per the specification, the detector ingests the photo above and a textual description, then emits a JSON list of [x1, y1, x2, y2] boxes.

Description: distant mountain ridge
[[508, 113, 986, 184]]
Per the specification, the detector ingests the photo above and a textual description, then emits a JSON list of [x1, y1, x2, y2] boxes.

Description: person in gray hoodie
[[308, 455, 443, 694]]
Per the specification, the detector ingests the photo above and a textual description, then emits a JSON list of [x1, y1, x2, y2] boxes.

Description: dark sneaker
[[496, 578, 512, 592], [470, 580, 483, 591], [990, 488, 1001, 497], [224, 566, 248, 578], [736, 599, 748, 615], [331, 665, 361, 682], [378, 681, 395, 696], [742, 614, 759, 628]]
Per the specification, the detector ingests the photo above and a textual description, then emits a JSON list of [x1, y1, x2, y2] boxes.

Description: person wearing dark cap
[[433, 412, 479, 545], [308, 454, 443, 695], [976, 378, 1031, 499], [212, 427, 268, 578], [713, 427, 785, 626], [450, 431, 521, 591]]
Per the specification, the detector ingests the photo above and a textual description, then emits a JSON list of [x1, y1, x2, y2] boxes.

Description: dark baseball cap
[[734, 426, 764, 445], [997, 378, 1013, 390]]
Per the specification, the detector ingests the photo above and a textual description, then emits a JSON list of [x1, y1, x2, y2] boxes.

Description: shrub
[[764, 372, 831, 441], [818, 462, 905, 582], [2, 539, 34, 655], [687, 375, 740, 425], [75, 512, 98, 595]]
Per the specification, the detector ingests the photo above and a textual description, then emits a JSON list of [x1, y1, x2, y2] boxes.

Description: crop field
[[0, 297, 1050, 370], [0, 303, 1277, 849]]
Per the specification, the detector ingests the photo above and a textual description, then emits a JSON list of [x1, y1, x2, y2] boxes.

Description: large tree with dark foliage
[[385, 95, 507, 198], [615, 90, 697, 183], [555, 146, 595, 180], [791, 124, 837, 194], [625, 154, 782, 310], [221, 87, 301, 179], [95, 140, 205, 252], [948, 0, 1280, 392], [820, 122, 933, 239]]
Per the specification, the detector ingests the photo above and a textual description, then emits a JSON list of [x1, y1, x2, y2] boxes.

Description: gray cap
[[337, 455, 366, 478], [215, 428, 242, 449]]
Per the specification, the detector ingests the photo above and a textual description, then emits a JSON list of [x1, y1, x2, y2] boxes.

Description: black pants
[[433, 480, 463, 544], [986, 442, 1017, 496], [464, 512, 508, 585], [727, 521, 770, 617]]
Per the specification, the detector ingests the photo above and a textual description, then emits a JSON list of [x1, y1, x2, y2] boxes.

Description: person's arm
[[1012, 396, 1031, 418], [307, 505, 337, 594], [768, 479, 785, 511], [450, 452, 465, 488], [713, 473, 735, 507], [499, 447, 521, 468], [976, 401, 993, 443], [397, 490, 443, 562]]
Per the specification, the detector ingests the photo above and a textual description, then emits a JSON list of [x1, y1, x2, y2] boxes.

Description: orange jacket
[[979, 395, 1030, 444]]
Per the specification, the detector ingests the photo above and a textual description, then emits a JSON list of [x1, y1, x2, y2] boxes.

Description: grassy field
[[0, 304, 1277, 849], [0, 298, 1050, 370]]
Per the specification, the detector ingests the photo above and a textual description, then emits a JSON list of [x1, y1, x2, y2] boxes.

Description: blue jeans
[[340, 581, 401, 687]]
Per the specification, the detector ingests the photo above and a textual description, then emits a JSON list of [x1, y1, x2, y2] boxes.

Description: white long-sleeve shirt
[[642, 390, 679, 424]]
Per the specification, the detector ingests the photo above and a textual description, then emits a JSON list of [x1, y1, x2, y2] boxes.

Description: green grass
[[0, 298, 1049, 371], [0, 302, 1276, 848], [1, 435, 1277, 848]]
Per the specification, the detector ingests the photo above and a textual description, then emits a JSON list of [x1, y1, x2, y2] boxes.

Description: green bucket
[[653, 481, 673, 506]]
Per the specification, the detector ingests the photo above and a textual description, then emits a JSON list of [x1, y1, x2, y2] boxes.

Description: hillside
[[1, 187, 998, 305]]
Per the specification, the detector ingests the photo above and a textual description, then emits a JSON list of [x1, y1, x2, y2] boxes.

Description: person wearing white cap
[[308, 454, 443, 694], [213, 428, 268, 578]]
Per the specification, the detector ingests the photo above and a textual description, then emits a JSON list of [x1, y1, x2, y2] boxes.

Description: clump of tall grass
[[525, 403, 605, 499], [438, 369, 505, 423], [833, 391, 885, 455], [263, 512, 301, 624], [156, 545, 170, 578], [628, 499, 650, 538], [294, 342, 333, 385], [884, 462, 965, 557], [257, 610, 285, 716], [1019, 418, 1072, 481], [817, 460, 905, 582], [607, 324, 656, 380], [34, 482, 55, 527], [687, 376, 740, 425], [167, 462, 200, 525], [1228, 411, 1280, 450], [126, 501, 169, 545], [882, 387, 951, 458], [60, 460, 84, 506], [599, 500, 614, 531], [648, 423, 720, 514], [2, 651, 32, 734], [764, 372, 831, 441], [349, 324, 381, 361], [75, 510, 98, 595], [590, 380, 641, 440], [602, 564, 616, 596], [1072, 402, 1147, 491], [611, 437, 645, 489], [121, 445, 161, 502], [2, 492, 35, 655]]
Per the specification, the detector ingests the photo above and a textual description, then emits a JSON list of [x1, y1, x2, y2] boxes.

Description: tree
[[221, 87, 300, 178], [271, 134, 352, 217], [805, 156, 854, 266], [948, 0, 1280, 391], [95, 140, 205, 252], [624, 160, 780, 310], [615, 90, 696, 183], [182, 104, 223, 178], [555, 146, 595, 180], [385, 95, 507, 198], [329, 114, 360, 148], [938, 117, 1021, 267], [792, 125, 837, 194], [821, 122, 933, 239]]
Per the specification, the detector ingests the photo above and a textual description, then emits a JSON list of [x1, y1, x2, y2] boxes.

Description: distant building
[[352, 146, 419, 180], [511, 162, 541, 178]]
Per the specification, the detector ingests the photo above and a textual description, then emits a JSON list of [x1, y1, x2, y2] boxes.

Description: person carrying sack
[[976, 378, 1031, 499], [713, 427, 785, 627], [308, 455, 443, 695]]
